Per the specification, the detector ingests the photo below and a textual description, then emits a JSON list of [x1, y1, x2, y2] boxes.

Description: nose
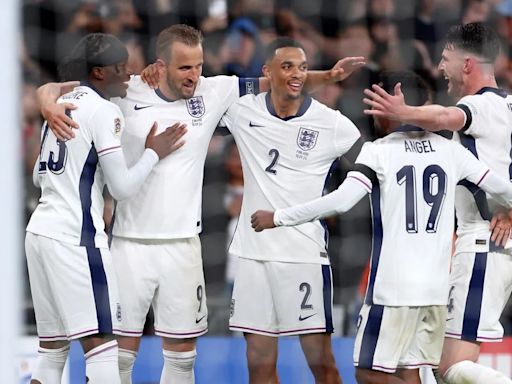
[[437, 60, 444, 72], [190, 67, 200, 82]]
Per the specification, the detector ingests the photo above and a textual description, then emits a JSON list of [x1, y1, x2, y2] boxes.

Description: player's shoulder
[[59, 85, 119, 116], [308, 97, 340, 116], [458, 87, 510, 106], [197, 75, 238, 91]]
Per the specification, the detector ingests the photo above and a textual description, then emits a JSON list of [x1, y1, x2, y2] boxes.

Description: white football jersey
[[354, 128, 489, 306], [224, 92, 360, 264], [27, 85, 124, 248], [112, 75, 256, 239], [453, 88, 512, 252]]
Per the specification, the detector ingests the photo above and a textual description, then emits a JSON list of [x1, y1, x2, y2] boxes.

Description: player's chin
[[181, 85, 196, 99]]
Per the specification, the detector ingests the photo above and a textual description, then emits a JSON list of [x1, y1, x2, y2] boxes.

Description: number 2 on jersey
[[396, 164, 446, 233], [265, 149, 280, 175]]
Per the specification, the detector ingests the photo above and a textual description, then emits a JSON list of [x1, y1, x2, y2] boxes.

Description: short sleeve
[[354, 141, 378, 170], [456, 95, 486, 136], [333, 111, 361, 156], [89, 102, 124, 157]]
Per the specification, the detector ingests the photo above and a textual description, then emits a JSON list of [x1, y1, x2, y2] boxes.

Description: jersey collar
[[265, 92, 312, 121], [396, 124, 424, 132], [80, 81, 107, 100], [155, 88, 177, 102], [475, 87, 508, 98]]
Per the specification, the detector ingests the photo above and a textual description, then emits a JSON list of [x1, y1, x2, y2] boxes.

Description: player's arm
[[251, 171, 370, 232], [32, 159, 40, 188], [37, 82, 80, 140], [363, 82, 466, 132], [100, 122, 187, 201], [258, 56, 366, 93]]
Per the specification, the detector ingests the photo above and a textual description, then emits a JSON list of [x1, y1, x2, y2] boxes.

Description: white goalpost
[[0, 0, 21, 382]]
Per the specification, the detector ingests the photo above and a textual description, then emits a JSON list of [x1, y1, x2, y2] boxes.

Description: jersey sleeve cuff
[[347, 171, 373, 193], [273, 210, 283, 226], [97, 145, 122, 157]]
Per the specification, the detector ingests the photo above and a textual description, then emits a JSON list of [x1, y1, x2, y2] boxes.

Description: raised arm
[[37, 82, 80, 140], [363, 83, 466, 132], [251, 172, 370, 232]]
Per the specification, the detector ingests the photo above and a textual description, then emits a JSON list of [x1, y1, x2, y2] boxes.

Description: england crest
[[297, 127, 319, 151], [186, 96, 205, 118]]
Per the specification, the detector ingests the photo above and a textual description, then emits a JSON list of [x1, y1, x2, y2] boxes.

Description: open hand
[[145, 122, 187, 159], [490, 210, 512, 247], [44, 102, 79, 140], [363, 82, 406, 121], [329, 56, 366, 82], [141, 63, 161, 89]]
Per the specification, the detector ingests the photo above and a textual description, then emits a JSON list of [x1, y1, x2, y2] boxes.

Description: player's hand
[[251, 210, 276, 232], [43, 102, 79, 141], [145, 122, 187, 159], [141, 63, 161, 89], [489, 210, 512, 247], [363, 82, 407, 121], [329, 56, 366, 82]]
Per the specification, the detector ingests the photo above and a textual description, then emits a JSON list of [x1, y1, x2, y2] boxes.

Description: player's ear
[[262, 64, 271, 79], [463, 57, 473, 74], [91, 66, 105, 80]]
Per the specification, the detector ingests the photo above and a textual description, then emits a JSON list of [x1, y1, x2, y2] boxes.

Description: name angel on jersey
[[404, 139, 436, 154]]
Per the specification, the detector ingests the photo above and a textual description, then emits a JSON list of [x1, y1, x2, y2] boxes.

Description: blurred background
[[17, 0, 512, 381]]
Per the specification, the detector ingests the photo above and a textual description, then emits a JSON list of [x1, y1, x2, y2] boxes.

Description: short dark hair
[[264, 37, 304, 63], [58, 33, 128, 81], [156, 24, 203, 62], [379, 71, 431, 107], [444, 22, 500, 62]]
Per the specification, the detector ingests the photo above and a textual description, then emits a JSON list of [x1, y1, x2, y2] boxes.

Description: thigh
[[354, 304, 434, 374], [446, 251, 512, 342], [153, 236, 208, 338], [30, 234, 114, 339], [270, 262, 333, 336], [229, 258, 278, 336], [111, 236, 157, 336]]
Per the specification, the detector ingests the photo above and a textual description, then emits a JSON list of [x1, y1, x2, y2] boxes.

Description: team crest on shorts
[[297, 127, 319, 151], [186, 96, 205, 118]]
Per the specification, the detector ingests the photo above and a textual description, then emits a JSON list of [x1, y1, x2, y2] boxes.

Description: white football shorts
[[353, 303, 446, 373], [445, 250, 512, 342], [229, 257, 334, 337], [111, 235, 207, 338], [25, 232, 121, 341]]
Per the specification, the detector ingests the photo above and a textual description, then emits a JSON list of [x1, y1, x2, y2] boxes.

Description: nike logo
[[134, 104, 152, 111], [446, 317, 454, 322], [249, 121, 264, 127], [195, 314, 206, 324], [299, 313, 316, 321]]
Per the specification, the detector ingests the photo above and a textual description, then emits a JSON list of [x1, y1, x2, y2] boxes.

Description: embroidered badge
[[186, 96, 205, 118], [297, 127, 319, 151]]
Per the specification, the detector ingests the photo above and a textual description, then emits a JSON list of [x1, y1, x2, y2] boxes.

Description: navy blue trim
[[365, 170, 382, 305], [320, 160, 338, 248], [265, 92, 312, 121], [321, 265, 334, 333], [154, 88, 176, 102], [475, 87, 508, 98], [239, 78, 259, 96], [461, 252, 487, 341], [456, 104, 472, 132], [457, 133, 493, 222], [358, 304, 384, 369], [86, 247, 113, 334], [396, 124, 424, 132], [79, 146, 99, 247], [80, 81, 107, 100], [353, 164, 378, 185]]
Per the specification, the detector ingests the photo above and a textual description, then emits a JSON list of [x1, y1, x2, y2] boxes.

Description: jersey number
[[396, 164, 447, 233], [265, 149, 280, 175], [38, 123, 68, 174]]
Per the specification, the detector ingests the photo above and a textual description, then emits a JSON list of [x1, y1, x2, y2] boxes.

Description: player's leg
[[80, 334, 120, 384], [160, 337, 197, 384], [110, 236, 159, 384], [245, 333, 279, 384], [153, 237, 206, 384], [299, 333, 341, 384], [441, 251, 512, 383], [355, 368, 409, 384], [229, 258, 280, 382], [25, 233, 71, 384]]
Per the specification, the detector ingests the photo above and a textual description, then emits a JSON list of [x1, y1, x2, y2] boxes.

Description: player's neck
[[269, 92, 304, 119], [158, 81, 179, 101], [464, 73, 498, 96]]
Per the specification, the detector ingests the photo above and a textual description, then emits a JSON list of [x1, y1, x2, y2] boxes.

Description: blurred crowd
[[21, 0, 512, 335]]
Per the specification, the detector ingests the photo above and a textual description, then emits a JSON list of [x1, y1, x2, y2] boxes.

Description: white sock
[[84, 340, 120, 384], [160, 349, 197, 384], [118, 348, 137, 384], [444, 360, 512, 384], [31, 344, 69, 383]]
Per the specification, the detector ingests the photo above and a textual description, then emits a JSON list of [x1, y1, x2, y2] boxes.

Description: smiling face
[[161, 41, 204, 100], [438, 45, 466, 98], [263, 46, 308, 101]]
